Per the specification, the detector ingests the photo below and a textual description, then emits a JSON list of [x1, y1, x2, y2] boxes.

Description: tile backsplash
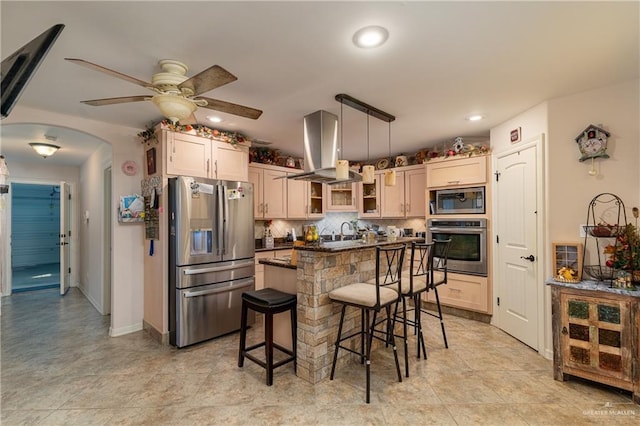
[[255, 212, 426, 239]]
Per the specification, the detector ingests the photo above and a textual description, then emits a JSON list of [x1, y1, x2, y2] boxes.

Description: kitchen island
[[260, 237, 420, 384]]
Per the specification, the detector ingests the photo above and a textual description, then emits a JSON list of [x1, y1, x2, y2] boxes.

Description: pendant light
[[384, 121, 396, 186], [362, 114, 375, 184], [336, 102, 349, 180]]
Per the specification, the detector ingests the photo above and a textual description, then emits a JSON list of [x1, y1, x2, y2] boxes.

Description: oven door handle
[[183, 278, 254, 298], [429, 227, 485, 234]]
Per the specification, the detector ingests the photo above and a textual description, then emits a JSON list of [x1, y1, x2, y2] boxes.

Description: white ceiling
[[1, 1, 638, 167]]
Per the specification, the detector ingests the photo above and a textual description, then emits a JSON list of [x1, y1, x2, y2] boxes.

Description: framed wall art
[[146, 147, 157, 175]]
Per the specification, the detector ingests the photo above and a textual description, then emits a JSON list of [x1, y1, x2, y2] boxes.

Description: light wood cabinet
[[287, 179, 325, 219], [327, 182, 357, 212], [550, 284, 639, 403], [358, 174, 382, 218], [163, 130, 249, 181], [248, 164, 287, 219], [215, 141, 249, 181], [380, 165, 426, 218], [426, 272, 490, 313], [426, 155, 488, 188], [165, 131, 211, 177]]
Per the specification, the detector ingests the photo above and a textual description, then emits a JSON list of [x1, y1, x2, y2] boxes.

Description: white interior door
[[60, 181, 71, 295], [495, 144, 539, 349]]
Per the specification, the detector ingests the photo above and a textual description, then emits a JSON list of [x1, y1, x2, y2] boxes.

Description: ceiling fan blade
[[65, 58, 152, 89], [198, 97, 262, 120], [81, 96, 150, 106], [179, 65, 237, 96]]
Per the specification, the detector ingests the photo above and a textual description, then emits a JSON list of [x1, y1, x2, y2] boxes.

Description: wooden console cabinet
[[550, 282, 640, 403]]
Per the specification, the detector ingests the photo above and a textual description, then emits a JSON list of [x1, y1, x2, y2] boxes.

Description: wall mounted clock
[[575, 124, 610, 162]]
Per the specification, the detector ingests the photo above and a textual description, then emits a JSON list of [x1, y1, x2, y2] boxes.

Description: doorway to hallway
[[11, 183, 60, 293]]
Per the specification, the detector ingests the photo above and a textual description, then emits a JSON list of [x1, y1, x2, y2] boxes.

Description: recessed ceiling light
[[466, 114, 484, 122], [208, 116, 222, 123], [353, 26, 389, 48]]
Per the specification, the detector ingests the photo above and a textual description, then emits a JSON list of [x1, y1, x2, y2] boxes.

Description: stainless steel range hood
[[284, 110, 362, 185]]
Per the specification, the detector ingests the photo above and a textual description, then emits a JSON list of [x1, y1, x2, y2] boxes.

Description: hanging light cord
[[340, 102, 344, 161], [367, 114, 370, 162], [388, 120, 391, 159]]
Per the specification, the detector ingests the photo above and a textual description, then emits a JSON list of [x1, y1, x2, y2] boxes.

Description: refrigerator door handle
[[223, 184, 230, 255], [216, 184, 224, 256], [182, 278, 253, 298], [182, 260, 254, 275]]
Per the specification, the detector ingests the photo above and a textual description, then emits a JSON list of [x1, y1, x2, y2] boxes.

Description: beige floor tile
[[2, 287, 637, 425]]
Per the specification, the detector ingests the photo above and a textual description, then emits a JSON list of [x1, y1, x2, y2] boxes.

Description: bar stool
[[426, 239, 452, 349], [238, 288, 297, 386], [391, 241, 434, 375], [328, 245, 405, 403]]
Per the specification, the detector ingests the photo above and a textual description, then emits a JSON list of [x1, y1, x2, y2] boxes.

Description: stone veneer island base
[[263, 237, 419, 384]]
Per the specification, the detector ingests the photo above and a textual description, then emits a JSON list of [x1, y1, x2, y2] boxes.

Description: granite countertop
[[295, 237, 423, 253], [258, 257, 297, 270], [255, 243, 295, 253], [546, 278, 640, 297]]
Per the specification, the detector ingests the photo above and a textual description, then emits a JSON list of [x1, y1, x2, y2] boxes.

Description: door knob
[[520, 254, 535, 262]]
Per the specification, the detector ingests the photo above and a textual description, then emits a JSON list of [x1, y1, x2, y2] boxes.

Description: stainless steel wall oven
[[427, 218, 487, 276]]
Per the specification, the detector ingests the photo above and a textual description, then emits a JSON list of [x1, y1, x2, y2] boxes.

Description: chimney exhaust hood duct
[[284, 110, 362, 185], [283, 95, 395, 185]]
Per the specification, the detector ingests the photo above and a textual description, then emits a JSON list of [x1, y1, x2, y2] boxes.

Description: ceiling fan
[[65, 58, 263, 123]]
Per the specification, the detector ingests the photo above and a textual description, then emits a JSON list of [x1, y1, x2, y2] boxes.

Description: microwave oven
[[433, 186, 485, 215]]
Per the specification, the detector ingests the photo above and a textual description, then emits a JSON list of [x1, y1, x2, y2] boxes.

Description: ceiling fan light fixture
[[29, 142, 60, 158], [353, 26, 389, 48], [151, 94, 197, 123]]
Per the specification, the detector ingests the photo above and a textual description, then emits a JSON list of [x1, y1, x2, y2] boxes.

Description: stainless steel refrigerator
[[169, 176, 255, 348]]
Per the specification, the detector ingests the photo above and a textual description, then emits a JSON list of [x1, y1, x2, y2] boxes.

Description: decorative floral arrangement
[[250, 147, 280, 164], [604, 222, 640, 273], [137, 124, 158, 146], [158, 119, 249, 147]]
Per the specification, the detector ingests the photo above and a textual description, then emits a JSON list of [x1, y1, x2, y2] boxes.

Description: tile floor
[[1, 288, 638, 425]]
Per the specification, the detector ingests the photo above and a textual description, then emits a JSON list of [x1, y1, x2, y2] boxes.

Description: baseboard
[[109, 322, 142, 337], [77, 284, 105, 315], [143, 320, 170, 345], [421, 301, 492, 323]]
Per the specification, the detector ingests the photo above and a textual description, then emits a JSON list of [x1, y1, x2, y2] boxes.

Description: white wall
[[490, 78, 640, 360], [3, 105, 145, 337], [79, 143, 111, 313]]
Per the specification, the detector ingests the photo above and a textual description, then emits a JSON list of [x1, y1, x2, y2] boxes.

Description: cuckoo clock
[[575, 124, 610, 162]]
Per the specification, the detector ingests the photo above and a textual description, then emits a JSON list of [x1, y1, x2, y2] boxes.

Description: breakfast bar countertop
[[294, 236, 423, 253]]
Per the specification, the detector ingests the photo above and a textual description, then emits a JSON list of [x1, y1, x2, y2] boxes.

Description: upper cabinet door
[[165, 132, 211, 177], [327, 182, 357, 212], [215, 142, 249, 182], [358, 174, 382, 218], [248, 166, 264, 219], [426, 155, 488, 188], [262, 168, 287, 219], [380, 171, 405, 218], [404, 168, 426, 217]]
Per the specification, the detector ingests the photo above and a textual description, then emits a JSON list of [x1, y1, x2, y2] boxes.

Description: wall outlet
[[579, 224, 586, 237]]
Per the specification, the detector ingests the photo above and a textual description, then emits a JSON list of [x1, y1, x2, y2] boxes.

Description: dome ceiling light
[[353, 26, 389, 48]]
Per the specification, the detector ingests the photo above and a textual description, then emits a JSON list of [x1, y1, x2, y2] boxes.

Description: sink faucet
[[340, 222, 353, 240]]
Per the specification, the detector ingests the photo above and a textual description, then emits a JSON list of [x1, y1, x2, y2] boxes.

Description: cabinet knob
[[561, 326, 568, 335]]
